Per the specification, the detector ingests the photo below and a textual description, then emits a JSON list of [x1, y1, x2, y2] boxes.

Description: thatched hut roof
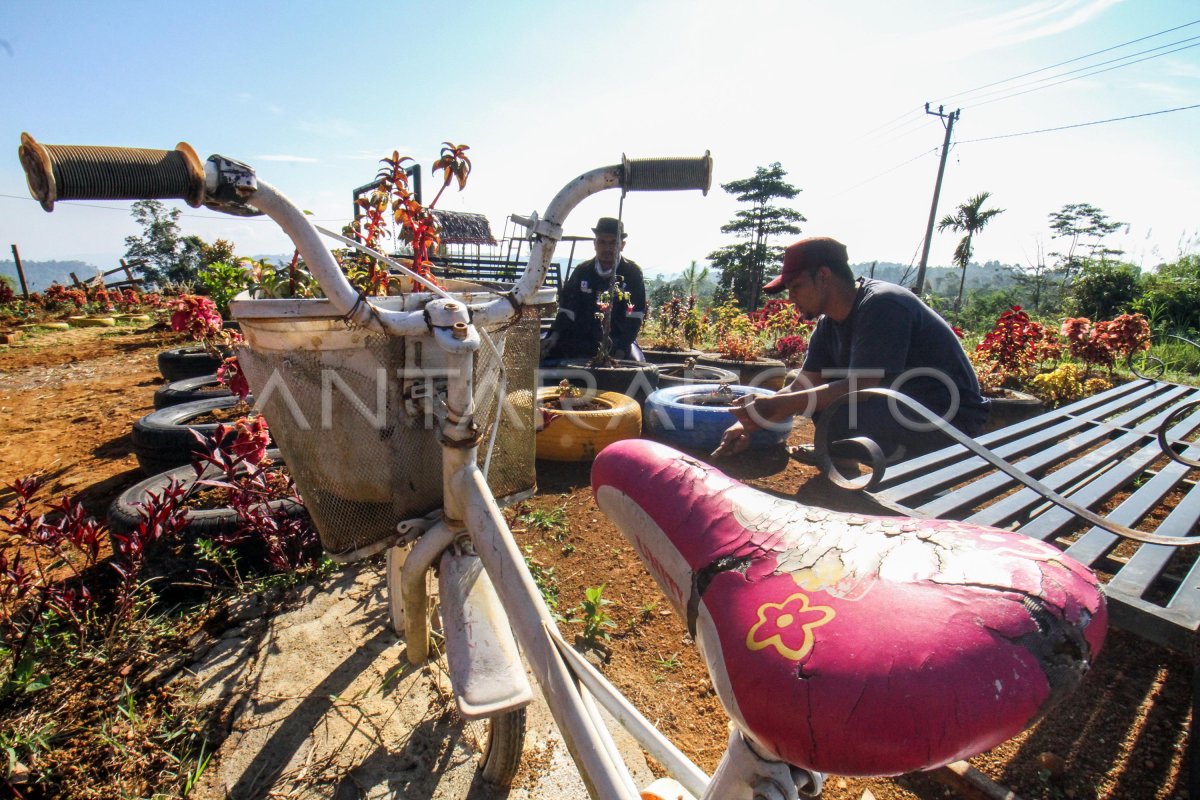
[[432, 210, 497, 246]]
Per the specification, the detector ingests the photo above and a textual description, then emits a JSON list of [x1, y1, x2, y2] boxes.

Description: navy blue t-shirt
[[801, 279, 988, 432]]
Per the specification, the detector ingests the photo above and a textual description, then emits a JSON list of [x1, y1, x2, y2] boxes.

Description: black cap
[[592, 217, 627, 238]]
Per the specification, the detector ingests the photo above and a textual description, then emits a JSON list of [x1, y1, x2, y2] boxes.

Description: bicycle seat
[[591, 439, 1106, 777]]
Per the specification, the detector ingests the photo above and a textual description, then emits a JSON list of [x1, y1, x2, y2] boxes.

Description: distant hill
[[851, 260, 1021, 294], [0, 259, 107, 293]]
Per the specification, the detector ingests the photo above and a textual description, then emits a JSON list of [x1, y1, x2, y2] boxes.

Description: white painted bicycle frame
[[235, 165, 819, 800]]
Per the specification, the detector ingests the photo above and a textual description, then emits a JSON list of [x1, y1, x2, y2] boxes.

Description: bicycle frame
[[17, 134, 819, 798]]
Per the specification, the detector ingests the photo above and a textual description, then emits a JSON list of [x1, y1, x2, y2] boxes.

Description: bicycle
[[18, 132, 1108, 799]]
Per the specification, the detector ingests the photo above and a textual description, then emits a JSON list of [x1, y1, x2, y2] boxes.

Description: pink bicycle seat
[[591, 439, 1106, 777]]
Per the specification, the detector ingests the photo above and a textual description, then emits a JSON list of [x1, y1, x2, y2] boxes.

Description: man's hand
[[712, 421, 752, 459], [540, 333, 559, 360], [728, 393, 768, 430]]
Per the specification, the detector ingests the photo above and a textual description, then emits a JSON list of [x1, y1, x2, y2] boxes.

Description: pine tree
[[707, 163, 805, 310]]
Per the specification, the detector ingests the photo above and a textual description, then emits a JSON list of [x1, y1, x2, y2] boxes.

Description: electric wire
[[0, 192, 346, 222], [829, 146, 941, 198], [957, 102, 1200, 144], [937, 17, 1200, 103], [961, 38, 1200, 110]]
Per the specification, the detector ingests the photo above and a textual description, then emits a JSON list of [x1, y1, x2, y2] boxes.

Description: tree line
[[653, 162, 1198, 336]]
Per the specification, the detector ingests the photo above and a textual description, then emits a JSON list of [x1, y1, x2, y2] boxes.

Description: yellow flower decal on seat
[[746, 592, 835, 661]]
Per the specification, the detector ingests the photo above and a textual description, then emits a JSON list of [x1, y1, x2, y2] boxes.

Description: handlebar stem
[[512, 163, 621, 304], [250, 181, 430, 336]]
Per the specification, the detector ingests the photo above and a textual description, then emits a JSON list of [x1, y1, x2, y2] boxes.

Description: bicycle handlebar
[[19, 133, 713, 337], [19, 133, 206, 211], [622, 153, 712, 194]]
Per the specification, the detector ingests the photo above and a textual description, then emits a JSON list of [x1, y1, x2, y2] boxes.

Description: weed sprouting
[[569, 584, 616, 647]]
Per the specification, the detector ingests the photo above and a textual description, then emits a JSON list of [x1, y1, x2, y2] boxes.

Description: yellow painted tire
[[535, 388, 641, 462]]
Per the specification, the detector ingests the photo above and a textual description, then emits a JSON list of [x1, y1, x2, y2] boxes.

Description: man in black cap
[[541, 217, 647, 360], [713, 236, 989, 462]]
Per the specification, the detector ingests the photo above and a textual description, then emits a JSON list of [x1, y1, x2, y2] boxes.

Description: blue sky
[[1, 0, 1198, 280]]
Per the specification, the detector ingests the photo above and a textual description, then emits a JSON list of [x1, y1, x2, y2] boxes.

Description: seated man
[[714, 236, 989, 463], [541, 217, 647, 361]]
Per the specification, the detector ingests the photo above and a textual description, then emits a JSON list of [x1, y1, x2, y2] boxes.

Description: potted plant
[[697, 330, 786, 390], [549, 279, 660, 403], [639, 296, 703, 364]]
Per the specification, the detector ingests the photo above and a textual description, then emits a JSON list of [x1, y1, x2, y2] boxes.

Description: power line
[[938, 17, 1200, 103], [957, 102, 1200, 144], [963, 38, 1200, 110], [0, 192, 346, 223], [830, 146, 941, 197], [852, 106, 925, 143]]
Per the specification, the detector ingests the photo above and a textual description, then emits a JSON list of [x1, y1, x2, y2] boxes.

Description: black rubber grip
[[621, 151, 713, 194], [19, 132, 205, 211]]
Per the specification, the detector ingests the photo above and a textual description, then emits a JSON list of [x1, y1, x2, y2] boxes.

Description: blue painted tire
[[643, 384, 793, 454]]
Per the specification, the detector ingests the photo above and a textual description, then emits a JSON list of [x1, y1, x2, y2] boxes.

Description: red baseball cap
[[762, 237, 849, 294]]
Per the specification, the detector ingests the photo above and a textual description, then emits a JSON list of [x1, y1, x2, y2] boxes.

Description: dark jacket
[[547, 257, 646, 359]]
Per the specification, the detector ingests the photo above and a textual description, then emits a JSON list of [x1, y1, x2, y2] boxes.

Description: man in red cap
[[713, 236, 988, 462], [541, 217, 647, 361]]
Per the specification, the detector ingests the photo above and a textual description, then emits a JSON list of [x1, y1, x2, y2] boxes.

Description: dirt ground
[[0, 325, 1192, 799]]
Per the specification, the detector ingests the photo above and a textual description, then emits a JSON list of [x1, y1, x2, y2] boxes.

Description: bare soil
[[0, 326, 1191, 799]]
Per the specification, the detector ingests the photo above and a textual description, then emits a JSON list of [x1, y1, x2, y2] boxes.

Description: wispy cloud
[[256, 154, 320, 163], [1164, 60, 1200, 79], [919, 0, 1125, 62]]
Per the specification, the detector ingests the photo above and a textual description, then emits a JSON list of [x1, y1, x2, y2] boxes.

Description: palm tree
[[938, 192, 1004, 313], [680, 260, 709, 298]]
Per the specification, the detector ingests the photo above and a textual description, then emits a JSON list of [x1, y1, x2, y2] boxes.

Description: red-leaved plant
[[1061, 313, 1150, 375], [190, 418, 319, 575], [974, 307, 1061, 389], [771, 335, 809, 367], [1, 474, 189, 690], [342, 143, 473, 292]]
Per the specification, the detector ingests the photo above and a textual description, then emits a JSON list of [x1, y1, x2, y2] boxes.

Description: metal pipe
[[400, 520, 455, 665], [577, 677, 642, 799], [473, 164, 622, 328], [547, 625, 710, 797], [460, 465, 637, 799], [250, 181, 429, 336]]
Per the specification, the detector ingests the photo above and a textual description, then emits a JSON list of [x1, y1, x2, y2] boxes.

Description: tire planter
[[153, 373, 233, 409], [656, 362, 738, 388], [108, 449, 305, 578], [694, 355, 788, 390], [157, 346, 225, 382], [644, 384, 792, 454], [538, 358, 660, 405], [640, 347, 703, 365], [535, 388, 641, 462], [68, 315, 116, 327], [131, 394, 262, 476], [109, 448, 303, 541], [983, 389, 1044, 433]]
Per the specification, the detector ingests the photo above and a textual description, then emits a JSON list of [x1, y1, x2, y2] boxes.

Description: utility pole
[[10, 244, 30, 298], [913, 104, 959, 296]]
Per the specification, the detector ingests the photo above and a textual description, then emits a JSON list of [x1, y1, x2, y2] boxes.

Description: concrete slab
[[181, 560, 654, 799]]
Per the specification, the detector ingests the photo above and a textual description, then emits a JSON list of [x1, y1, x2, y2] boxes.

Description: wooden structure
[[70, 258, 144, 291]]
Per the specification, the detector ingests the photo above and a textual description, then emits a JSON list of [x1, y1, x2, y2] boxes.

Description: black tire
[[108, 449, 302, 540], [153, 373, 232, 409], [541, 358, 660, 404], [655, 362, 738, 388], [385, 551, 527, 787], [470, 710, 527, 786], [157, 346, 224, 382], [640, 347, 703, 365], [131, 395, 261, 476], [694, 354, 788, 389]]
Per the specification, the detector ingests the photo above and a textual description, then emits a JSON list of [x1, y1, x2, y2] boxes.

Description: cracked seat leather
[[591, 439, 1106, 776]]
